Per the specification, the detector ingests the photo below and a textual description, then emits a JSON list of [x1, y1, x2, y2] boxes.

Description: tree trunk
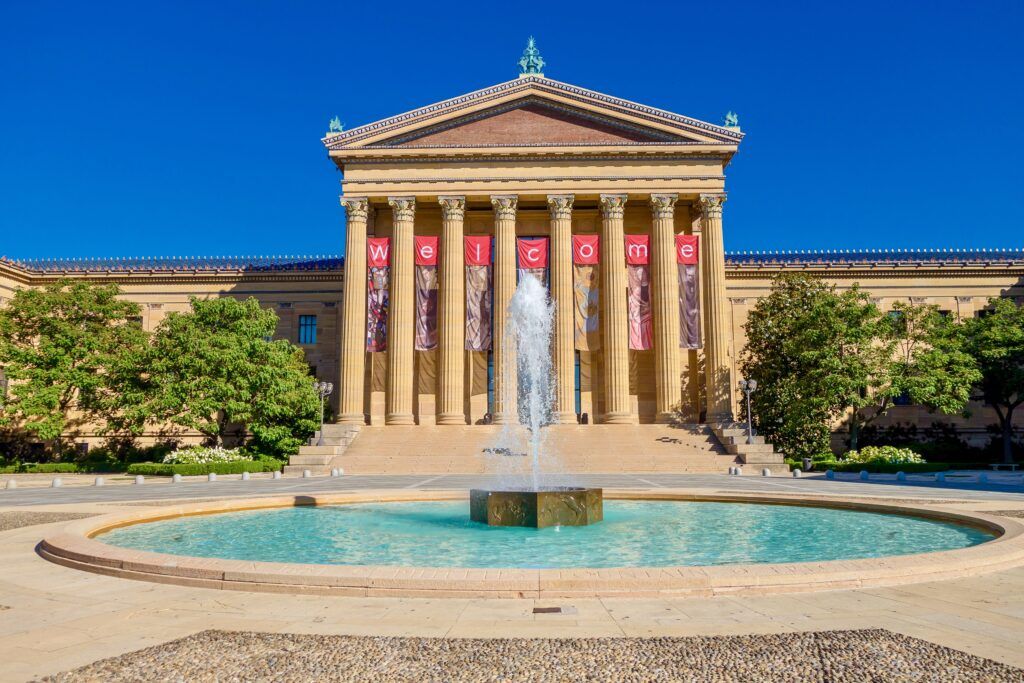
[[849, 409, 860, 452], [1004, 406, 1016, 465]]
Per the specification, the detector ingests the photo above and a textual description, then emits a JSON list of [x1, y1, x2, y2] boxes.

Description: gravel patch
[[0, 511, 96, 533], [41, 629, 1024, 682], [101, 499, 226, 507]]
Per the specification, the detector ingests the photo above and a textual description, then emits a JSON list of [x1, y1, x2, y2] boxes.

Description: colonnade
[[336, 193, 732, 426]]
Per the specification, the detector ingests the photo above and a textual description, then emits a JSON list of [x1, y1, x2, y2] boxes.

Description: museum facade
[[2, 59, 1023, 449]]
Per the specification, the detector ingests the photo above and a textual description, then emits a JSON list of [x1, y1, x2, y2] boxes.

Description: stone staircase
[[314, 424, 742, 475], [284, 424, 361, 476], [710, 423, 790, 474]]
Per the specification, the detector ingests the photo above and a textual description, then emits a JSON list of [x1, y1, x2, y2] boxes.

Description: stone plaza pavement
[[2, 473, 1024, 680]]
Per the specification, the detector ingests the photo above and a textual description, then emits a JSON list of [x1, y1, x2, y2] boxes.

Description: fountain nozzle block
[[469, 488, 603, 528]]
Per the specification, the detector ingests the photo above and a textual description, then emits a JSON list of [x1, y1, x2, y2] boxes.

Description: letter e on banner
[[572, 234, 599, 265], [464, 235, 491, 266], [414, 236, 438, 266], [367, 237, 390, 267], [625, 234, 650, 265], [675, 234, 699, 264]]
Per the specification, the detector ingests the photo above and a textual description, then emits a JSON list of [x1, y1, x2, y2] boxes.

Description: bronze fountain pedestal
[[469, 488, 604, 528]]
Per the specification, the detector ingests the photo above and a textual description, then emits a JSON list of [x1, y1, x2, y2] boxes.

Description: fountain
[[470, 274, 603, 528]]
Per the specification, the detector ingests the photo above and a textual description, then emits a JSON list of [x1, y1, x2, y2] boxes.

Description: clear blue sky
[[2, 0, 1021, 259]]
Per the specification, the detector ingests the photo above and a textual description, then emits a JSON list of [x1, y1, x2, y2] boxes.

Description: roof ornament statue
[[723, 111, 739, 128], [328, 116, 343, 134], [518, 37, 545, 78]]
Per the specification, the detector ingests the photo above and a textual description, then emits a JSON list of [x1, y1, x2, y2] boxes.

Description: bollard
[[5, 479, 17, 489], [979, 473, 988, 484], [792, 469, 802, 478], [241, 471, 250, 481], [172, 473, 182, 483], [302, 469, 312, 479], [51, 477, 63, 488], [825, 469, 835, 480], [728, 466, 735, 475], [272, 470, 282, 480], [135, 475, 145, 485], [94, 476, 105, 487], [330, 468, 340, 477], [936, 472, 945, 483], [734, 467, 742, 476], [859, 470, 869, 481], [896, 471, 906, 482], [208, 472, 217, 482], [761, 468, 771, 477]]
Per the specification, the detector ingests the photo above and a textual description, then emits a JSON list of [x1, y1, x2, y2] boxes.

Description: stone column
[[698, 193, 733, 422], [338, 197, 369, 424], [598, 194, 632, 423], [491, 195, 518, 424], [548, 194, 576, 423], [650, 194, 682, 422], [437, 196, 466, 424], [385, 196, 416, 425]]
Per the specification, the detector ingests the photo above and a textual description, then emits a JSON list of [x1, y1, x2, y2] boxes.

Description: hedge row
[[787, 459, 950, 474], [0, 462, 84, 474], [126, 460, 281, 476]]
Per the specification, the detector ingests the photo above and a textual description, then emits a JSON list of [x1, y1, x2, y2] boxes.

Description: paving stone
[[0, 511, 96, 532], [41, 628, 1024, 682]]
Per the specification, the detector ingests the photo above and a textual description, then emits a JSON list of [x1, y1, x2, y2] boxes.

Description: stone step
[[283, 465, 332, 476], [288, 454, 334, 466], [725, 442, 776, 455], [720, 434, 766, 446]]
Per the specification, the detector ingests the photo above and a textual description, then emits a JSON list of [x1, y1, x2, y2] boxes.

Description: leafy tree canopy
[[964, 297, 1024, 463], [118, 296, 318, 452], [0, 279, 147, 447]]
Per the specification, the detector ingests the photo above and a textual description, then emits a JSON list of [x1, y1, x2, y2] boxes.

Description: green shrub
[[825, 461, 948, 474], [0, 462, 82, 474], [126, 460, 276, 476], [844, 445, 925, 465]]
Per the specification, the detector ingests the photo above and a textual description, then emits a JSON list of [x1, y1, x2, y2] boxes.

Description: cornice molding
[[346, 174, 726, 186]]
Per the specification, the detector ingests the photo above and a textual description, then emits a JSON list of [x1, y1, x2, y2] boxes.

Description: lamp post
[[737, 379, 758, 444], [314, 381, 334, 446]]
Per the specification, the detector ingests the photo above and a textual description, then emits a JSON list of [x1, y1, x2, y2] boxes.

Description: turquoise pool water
[[97, 500, 994, 569]]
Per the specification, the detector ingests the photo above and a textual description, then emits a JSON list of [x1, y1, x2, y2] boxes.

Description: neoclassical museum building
[[2, 49, 1022, 470]]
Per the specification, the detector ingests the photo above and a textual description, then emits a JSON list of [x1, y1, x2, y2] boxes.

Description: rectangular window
[[298, 315, 317, 345]]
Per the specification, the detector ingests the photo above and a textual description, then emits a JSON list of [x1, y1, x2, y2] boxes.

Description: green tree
[[0, 279, 147, 451], [123, 297, 318, 451], [964, 297, 1024, 464], [741, 274, 979, 456]]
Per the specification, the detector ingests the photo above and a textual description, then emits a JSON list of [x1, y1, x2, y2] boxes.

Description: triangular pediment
[[324, 76, 743, 150], [378, 98, 685, 146]]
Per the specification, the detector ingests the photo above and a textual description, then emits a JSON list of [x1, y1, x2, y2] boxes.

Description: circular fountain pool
[[95, 499, 993, 569]]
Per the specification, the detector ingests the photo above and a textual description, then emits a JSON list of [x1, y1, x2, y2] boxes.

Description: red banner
[[517, 237, 549, 269], [367, 237, 390, 267], [572, 234, 599, 265], [625, 234, 650, 265], [675, 234, 699, 264], [414, 236, 438, 266], [464, 236, 491, 266]]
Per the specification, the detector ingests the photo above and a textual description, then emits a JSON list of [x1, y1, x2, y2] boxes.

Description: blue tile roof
[[0, 255, 344, 273], [1, 248, 1021, 273], [725, 248, 1024, 266]]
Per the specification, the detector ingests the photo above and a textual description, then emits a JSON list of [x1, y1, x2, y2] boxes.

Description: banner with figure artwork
[[366, 237, 390, 352], [676, 234, 701, 349], [464, 235, 492, 351], [517, 237, 549, 287], [625, 234, 652, 350], [414, 236, 438, 350], [572, 234, 600, 351]]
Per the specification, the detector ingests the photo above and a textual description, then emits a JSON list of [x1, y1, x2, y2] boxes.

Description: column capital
[[490, 195, 518, 219], [340, 197, 369, 220], [547, 194, 575, 219], [698, 193, 727, 217], [599, 194, 628, 219], [387, 196, 416, 221], [438, 196, 466, 220], [649, 193, 678, 219]]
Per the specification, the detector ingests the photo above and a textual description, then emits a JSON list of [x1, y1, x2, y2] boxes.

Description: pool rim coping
[[37, 489, 1024, 599]]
